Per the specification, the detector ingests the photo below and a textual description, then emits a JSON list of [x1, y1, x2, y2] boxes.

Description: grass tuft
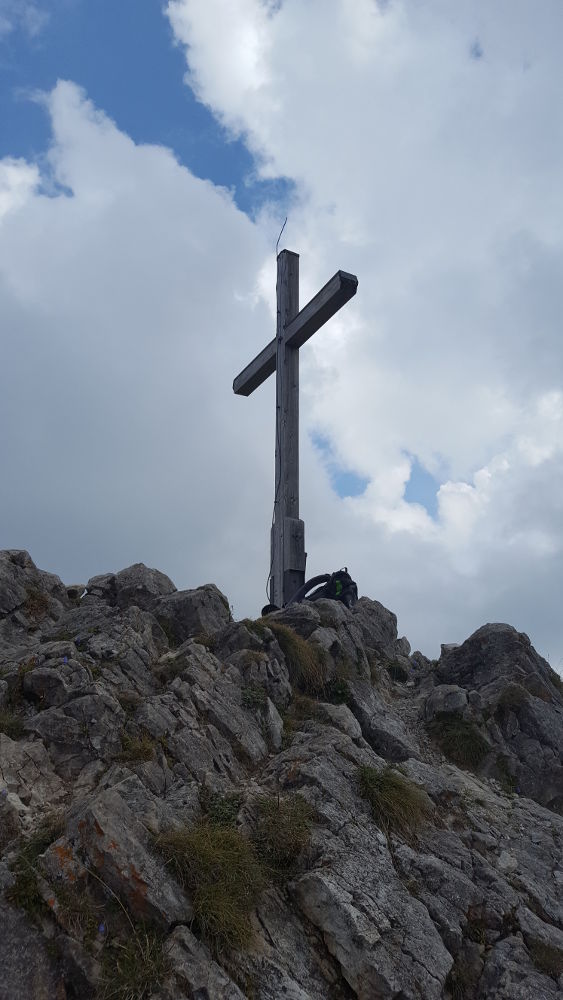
[[241, 684, 268, 711], [495, 753, 517, 794], [386, 661, 409, 683], [115, 732, 155, 763], [358, 765, 433, 842], [426, 712, 490, 770], [97, 926, 169, 1000], [200, 790, 242, 828], [0, 709, 25, 740], [496, 684, 529, 714], [23, 586, 50, 620], [527, 940, 563, 980], [6, 813, 65, 920], [263, 621, 328, 694], [155, 822, 265, 952], [193, 631, 217, 652], [253, 794, 314, 875], [323, 677, 350, 704]]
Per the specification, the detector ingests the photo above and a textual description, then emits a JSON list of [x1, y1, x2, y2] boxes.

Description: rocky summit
[[1, 551, 562, 1000]]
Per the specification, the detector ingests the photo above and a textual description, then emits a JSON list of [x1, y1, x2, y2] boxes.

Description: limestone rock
[[155, 584, 231, 645], [424, 683, 469, 721], [2, 549, 563, 1000], [86, 562, 176, 611], [0, 900, 65, 1000], [436, 622, 563, 812]]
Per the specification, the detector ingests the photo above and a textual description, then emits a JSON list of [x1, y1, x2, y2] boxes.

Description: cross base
[[270, 516, 306, 607]]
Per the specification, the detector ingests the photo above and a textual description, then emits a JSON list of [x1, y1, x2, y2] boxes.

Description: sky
[[1, 0, 562, 668]]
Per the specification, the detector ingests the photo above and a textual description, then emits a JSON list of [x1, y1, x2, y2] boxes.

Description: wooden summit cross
[[233, 250, 358, 608]]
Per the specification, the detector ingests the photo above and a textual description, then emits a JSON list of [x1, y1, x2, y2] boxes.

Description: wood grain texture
[[271, 250, 300, 607], [284, 270, 358, 350], [233, 337, 276, 396]]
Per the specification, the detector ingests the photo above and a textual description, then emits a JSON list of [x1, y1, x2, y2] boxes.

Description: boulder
[[0, 900, 66, 1000], [66, 786, 192, 928], [424, 684, 469, 721], [436, 623, 563, 812], [0, 550, 68, 621], [155, 584, 231, 645], [85, 563, 176, 611]]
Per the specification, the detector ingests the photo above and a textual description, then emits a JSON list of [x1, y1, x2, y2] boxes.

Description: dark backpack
[[285, 568, 358, 609]]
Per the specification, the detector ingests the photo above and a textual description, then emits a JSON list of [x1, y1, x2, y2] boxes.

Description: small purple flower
[[98, 923, 106, 935], [62, 656, 68, 664], [0, 788, 7, 798]]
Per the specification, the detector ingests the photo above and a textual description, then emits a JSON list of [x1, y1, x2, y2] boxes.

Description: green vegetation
[[323, 677, 350, 704], [6, 813, 65, 920], [200, 790, 242, 828], [253, 794, 314, 875], [241, 684, 268, 711], [444, 960, 473, 1000], [240, 649, 265, 668], [548, 668, 563, 696], [23, 586, 50, 620], [280, 695, 322, 747], [116, 691, 142, 716], [48, 629, 74, 642], [98, 926, 169, 1000], [193, 631, 217, 652], [115, 732, 156, 763], [426, 713, 491, 770], [358, 765, 434, 842], [495, 753, 517, 794], [496, 684, 529, 714], [263, 621, 328, 694], [527, 940, 563, 980], [524, 676, 553, 704], [241, 618, 270, 641], [386, 661, 409, 683], [155, 617, 180, 649], [55, 883, 102, 942], [156, 822, 265, 952], [0, 709, 25, 740]]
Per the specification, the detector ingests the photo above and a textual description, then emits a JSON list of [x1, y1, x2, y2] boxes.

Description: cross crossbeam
[[233, 250, 358, 608]]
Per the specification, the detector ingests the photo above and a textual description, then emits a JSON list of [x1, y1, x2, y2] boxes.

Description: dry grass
[[0, 709, 25, 740], [527, 940, 563, 980], [263, 621, 328, 694], [156, 822, 265, 952], [358, 765, 434, 842], [97, 927, 169, 1000], [115, 732, 156, 763], [6, 813, 65, 920], [386, 661, 409, 683], [253, 794, 314, 875], [23, 586, 50, 620], [426, 713, 491, 770]]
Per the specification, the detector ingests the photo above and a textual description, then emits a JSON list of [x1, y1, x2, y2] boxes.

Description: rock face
[[1, 550, 562, 1000], [436, 623, 563, 812]]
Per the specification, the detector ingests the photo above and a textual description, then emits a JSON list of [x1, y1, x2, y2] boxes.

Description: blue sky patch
[[312, 433, 369, 498], [404, 455, 440, 518], [0, 0, 294, 216]]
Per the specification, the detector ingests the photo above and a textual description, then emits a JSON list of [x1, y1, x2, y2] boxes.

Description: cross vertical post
[[272, 250, 305, 607], [233, 250, 358, 609]]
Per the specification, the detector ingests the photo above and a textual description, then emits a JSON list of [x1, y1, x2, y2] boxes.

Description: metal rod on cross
[[233, 250, 358, 608]]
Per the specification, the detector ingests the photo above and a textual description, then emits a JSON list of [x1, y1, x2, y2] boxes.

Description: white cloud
[[0, 158, 40, 219], [0, 81, 276, 614], [0, 1, 49, 38]]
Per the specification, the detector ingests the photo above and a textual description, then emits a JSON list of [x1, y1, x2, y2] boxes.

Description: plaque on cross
[[233, 250, 358, 608]]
